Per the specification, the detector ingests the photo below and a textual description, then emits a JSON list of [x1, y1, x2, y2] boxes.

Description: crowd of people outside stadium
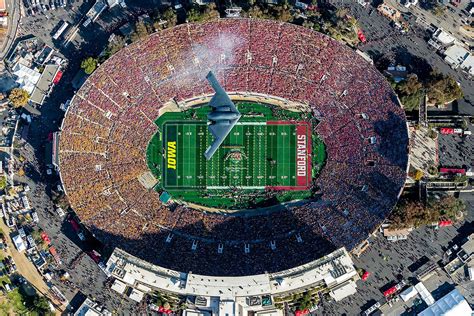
[[58, 19, 409, 275]]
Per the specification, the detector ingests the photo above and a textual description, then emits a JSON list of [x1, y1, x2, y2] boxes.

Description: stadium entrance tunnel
[[146, 101, 327, 211]]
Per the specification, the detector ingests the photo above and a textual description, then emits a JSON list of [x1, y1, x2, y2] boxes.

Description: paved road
[[318, 198, 473, 315], [341, 2, 474, 115], [438, 124, 473, 168], [0, 0, 20, 61], [385, 0, 473, 45], [14, 76, 139, 315], [0, 218, 65, 313]]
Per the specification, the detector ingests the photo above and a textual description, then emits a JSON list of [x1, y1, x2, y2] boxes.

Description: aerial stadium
[[58, 18, 409, 279]]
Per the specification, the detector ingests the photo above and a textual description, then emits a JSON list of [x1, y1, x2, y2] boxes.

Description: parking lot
[[318, 195, 473, 315], [342, 2, 474, 115]]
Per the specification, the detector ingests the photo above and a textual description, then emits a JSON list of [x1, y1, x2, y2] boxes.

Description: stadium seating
[[58, 19, 409, 276]]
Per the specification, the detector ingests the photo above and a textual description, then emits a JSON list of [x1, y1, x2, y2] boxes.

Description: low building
[[383, 227, 413, 241], [30, 64, 61, 105], [400, 285, 418, 302], [443, 45, 474, 76], [377, 3, 401, 22], [443, 233, 473, 281], [86, 0, 107, 23], [428, 29, 456, 50], [12, 234, 26, 252], [74, 298, 112, 316], [413, 282, 435, 306]]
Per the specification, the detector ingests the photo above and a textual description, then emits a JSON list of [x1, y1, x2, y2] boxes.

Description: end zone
[[267, 121, 312, 190]]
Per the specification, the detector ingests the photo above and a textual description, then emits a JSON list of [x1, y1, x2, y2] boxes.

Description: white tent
[[400, 286, 418, 302], [12, 62, 41, 94], [414, 282, 435, 306]]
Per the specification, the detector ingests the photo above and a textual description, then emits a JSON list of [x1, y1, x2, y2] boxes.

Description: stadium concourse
[[58, 19, 409, 276]]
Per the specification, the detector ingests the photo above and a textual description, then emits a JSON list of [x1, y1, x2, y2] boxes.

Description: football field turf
[[162, 121, 311, 190]]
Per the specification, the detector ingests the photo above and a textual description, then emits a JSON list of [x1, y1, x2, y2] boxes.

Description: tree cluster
[[389, 195, 465, 228], [104, 35, 126, 59], [131, 20, 153, 42], [245, 3, 293, 22], [426, 71, 463, 106], [187, 3, 220, 23], [392, 70, 463, 110], [392, 74, 424, 111], [153, 8, 178, 31]]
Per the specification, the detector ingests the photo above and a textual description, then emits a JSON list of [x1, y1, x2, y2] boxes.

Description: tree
[[398, 74, 422, 96], [0, 176, 7, 190], [433, 5, 445, 16], [131, 20, 150, 42], [394, 74, 423, 111], [8, 88, 29, 108], [31, 295, 53, 315], [162, 8, 177, 28], [247, 5, 267, 19], [430, 195, 465, 220], [152, 8, 177, 31], [390, 200, 437, 228], [187, 3, 219, 22], [274, 5, 293, 22], [413, 169, 424, 181], [105, 35, 126, 58], [335, 7, 348, 19], [426, 71, 463, 106], [81, 57, 98, 75]]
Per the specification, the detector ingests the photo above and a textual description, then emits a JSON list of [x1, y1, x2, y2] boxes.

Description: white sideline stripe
[[235, 122, 266, 125], [206, 186, 266, 190]]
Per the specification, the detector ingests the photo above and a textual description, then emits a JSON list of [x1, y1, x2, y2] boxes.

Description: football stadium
[[58, 19, 409, 277]]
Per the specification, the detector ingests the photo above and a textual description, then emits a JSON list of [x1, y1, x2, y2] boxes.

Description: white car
[[56, 207, 65, 217]]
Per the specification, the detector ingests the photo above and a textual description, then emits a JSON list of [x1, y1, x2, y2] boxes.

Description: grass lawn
[[147, 102, 324, 209]]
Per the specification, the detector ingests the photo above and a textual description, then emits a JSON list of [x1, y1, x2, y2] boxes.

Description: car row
[[23, 0, 68, 16]]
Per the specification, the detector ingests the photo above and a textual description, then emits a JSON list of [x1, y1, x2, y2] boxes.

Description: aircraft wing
[[206, 72, 239, 114], [204, 123, 236, 160]]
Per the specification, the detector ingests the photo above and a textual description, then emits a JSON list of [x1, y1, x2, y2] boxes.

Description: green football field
[[161, 121, 311, 190]]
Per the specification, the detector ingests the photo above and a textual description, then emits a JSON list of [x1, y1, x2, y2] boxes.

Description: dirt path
[[0, 220, 65, 313]]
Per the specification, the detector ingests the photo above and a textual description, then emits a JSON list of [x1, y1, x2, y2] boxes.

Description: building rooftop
[[31, 64, 60, 105], [418, 288, 472, 316], [433, 29, 456, 46], [106, 247, 358, 302], [444, 45, 470, 68]]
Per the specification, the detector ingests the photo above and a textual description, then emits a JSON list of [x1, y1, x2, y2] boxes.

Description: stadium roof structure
[[204, 71, 241, 160], [58, 19, 409, 276]]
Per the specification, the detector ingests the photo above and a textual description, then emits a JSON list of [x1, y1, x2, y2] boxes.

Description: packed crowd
[[58, 19, 409, 276]]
